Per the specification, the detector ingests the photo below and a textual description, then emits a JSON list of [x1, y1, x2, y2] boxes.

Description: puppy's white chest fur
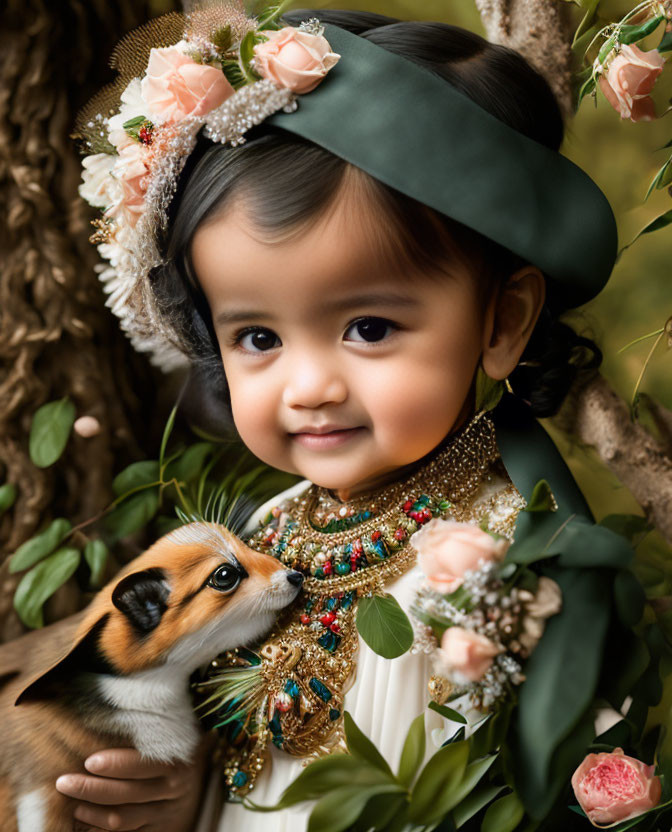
[[96, 666, 199, 762]]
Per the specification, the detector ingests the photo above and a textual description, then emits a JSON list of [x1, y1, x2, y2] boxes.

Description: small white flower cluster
[[412, 559, 562, 713]]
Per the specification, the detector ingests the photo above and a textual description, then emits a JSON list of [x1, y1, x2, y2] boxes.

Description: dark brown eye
[[208, 564, 242, 594]]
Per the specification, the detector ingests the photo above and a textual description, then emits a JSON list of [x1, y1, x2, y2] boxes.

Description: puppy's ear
[[112, 568, 170, 634], [15, 615, 110, 705]]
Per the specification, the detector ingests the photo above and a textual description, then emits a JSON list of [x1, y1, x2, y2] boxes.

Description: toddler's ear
[[481, 265, 545, 380]]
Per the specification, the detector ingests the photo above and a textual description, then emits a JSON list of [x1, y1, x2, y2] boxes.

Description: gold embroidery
[[195, 411, 525, 796]]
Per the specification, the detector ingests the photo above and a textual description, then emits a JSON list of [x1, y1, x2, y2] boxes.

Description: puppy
[[0, 521, 303, 832]]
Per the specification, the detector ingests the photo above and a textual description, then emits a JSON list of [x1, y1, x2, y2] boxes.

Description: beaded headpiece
[[75, 1, 618, 371]]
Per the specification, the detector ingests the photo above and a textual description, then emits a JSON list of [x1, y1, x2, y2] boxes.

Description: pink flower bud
[[598, 44, 665, 122], [572, 748, 661, 826], [253, 27, 340, 94], [439, 627, 502, 682], [413, 518, 510, 594], [73, 416, 101, 438]]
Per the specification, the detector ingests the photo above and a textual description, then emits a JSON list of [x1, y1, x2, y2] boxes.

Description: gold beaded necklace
[[194, 410, 516, 797]]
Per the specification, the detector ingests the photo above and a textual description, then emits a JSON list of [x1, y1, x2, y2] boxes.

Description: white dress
[[196, 472, 525, 832]]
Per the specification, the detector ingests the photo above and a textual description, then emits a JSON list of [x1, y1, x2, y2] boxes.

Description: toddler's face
[[193, 186, 492, 499]]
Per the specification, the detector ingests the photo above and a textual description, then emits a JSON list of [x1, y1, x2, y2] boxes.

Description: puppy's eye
[[208, 564, 242, 594]]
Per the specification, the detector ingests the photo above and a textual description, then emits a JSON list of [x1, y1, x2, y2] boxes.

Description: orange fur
[[0, 522, 300, 832]]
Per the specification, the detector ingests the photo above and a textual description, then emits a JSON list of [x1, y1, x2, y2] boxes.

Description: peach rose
[[253, 27, 341, 94], [598, 44, 665, 122], [106, 143, 150, 228], [413, 519, 510, 594], [572, 748, 661, 827], [440, 627, 503, 682], [141, 45, 234, 124]]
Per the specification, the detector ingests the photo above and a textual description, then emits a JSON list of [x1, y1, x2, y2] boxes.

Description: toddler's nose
[[286, 570, 304, 587]]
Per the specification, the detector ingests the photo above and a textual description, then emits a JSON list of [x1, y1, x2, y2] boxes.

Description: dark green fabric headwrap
[[267, 23, 618, 311]]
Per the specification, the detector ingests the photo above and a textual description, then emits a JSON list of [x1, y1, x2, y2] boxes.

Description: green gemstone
[[309, 677, 332, 702], [329, 708, 341, 721], [232, 771, 248, 787], [335, 562, 351, 575]]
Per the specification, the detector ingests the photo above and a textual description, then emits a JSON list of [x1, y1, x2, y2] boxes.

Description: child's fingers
[[73, 798, 166, 830], [84, 748, 181, 780], [55, 773, 181, 804]]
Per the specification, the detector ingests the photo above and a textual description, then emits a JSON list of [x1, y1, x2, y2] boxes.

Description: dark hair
[[150, 9, 602, 420]]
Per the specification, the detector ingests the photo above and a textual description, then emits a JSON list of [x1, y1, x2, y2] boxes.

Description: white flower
[[79, 153, 117, 209], [108, 78, 148, 150]]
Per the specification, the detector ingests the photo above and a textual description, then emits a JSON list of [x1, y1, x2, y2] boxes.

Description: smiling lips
[[289, 425, 364, 449]]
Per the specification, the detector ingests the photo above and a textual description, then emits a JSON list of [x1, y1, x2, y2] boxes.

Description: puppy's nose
[[286, 570, 304, 587]]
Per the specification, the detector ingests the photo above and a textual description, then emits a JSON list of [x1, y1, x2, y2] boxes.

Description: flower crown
[[75, 1, 340, 370]]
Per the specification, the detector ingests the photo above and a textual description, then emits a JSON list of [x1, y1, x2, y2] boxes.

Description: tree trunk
[[0, 0, 180, 642]]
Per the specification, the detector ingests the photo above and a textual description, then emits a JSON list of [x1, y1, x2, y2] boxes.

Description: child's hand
[[55, 737, 213, 831]]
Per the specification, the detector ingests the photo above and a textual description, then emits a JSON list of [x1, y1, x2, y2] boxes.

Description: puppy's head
[[16, 522, 302, 701]]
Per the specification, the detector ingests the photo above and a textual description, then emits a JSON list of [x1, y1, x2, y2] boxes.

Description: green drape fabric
[[267, 24, 618, 310]]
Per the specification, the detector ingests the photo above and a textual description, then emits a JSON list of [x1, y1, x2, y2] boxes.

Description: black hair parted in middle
[[149, 9, 602, 421]]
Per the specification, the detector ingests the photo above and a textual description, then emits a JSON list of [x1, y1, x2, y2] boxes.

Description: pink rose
[[598, 44, 665, 122], [106, 143, 150, 228], [572, 748, 661, 827], [413, 519, 510, 594], [253, 26, 341, 94], [141, 46, 234, 124], [440, 627, 502, 682]]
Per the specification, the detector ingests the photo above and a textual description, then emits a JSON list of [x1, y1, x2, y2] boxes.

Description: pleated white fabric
[[196, 473, 517, 832]]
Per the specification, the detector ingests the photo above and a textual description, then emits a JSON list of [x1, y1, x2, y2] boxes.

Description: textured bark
[[474, 0, 574, 114], [0, 0, 180, 641], [565, 376, 672, 546]]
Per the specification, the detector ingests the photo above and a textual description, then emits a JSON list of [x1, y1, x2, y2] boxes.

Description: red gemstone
[[323, 560, 333, 575], [394, 528, 406, 541], [138, 125, 153, 144], [403, 500, 413, 512], [330, 622, 341, 634], [371, 530, 382, 542], [300, 613, 311, 625], [320, 612, 336, 626]]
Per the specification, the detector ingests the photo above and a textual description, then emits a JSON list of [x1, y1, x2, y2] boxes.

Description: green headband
[[267, 23, 618, 310]]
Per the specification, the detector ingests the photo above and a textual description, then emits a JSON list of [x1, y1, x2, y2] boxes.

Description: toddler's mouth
[[289, 427, 365, 450]]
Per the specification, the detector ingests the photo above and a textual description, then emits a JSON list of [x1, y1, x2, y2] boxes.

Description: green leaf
[[84, 539, 109, 588], [344, 712, 395, 778], [645, 157, 672, 201], [164, 443, 214, 483], [428, 700, 468, 724], [407, 740, 469, 824], [452, 784, 505, 828], [159, 404, 177, 472], [252, 755, 391, 809], [475, 368, 504, 413], [155, 515, 184, 536], [112, 460, 160, 497], [524, 479, 556, 513], [307, 784, 405, 832], [598, 34, 617, 64], [481, 792, 524, 832], [659, 29, 672, 52], [600, 513, 652, 546], [14, 547, 81, 628], [444, 755, 498, 820], [104, 489, 159, 540], [0, 483, 17, 514], [211, 24, 232, 53], [619, 15, 664, 45], [613, 569, 645, 627], [239, 30, 261, 83], [576, 72, 597, 109], [622, 210, 672, 252], [349, 793, 408, 832], [29, 398, 76, 467], [398, 713, 426, 788], [356, 594, 414, 659], [221, 58, 247, 90], [9, 518, 72, 573]]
